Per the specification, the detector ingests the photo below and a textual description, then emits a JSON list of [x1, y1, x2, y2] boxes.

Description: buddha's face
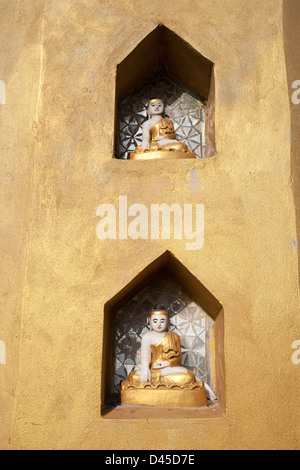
[[148, 100, 164, 117], [150, 314, 168, 332]]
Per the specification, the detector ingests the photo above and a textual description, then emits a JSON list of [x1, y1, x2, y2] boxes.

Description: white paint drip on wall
[[292, 340, 300, 365], [0, 80, 6, 104], [190, 168, 200, 196], [0, 341, 6, 364]]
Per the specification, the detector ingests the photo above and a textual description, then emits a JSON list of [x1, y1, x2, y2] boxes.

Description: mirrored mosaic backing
[[110, 271, 215, 400], [116, 71, 207, 159]]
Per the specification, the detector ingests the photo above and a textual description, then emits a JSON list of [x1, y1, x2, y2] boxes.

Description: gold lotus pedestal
[[129, 149, 196, 160], [120, 380, 208, 408]]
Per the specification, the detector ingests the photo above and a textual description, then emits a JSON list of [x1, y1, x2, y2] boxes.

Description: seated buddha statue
[[120, 307, 209, 407], [129, 99, 196, 160]]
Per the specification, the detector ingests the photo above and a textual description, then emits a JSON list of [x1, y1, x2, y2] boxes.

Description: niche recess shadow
[[115, 24, 216, 159], [101, 251, 225, 419]]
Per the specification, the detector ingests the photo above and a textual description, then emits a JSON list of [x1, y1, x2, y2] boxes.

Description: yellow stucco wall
[[0, 0, 299, 450]]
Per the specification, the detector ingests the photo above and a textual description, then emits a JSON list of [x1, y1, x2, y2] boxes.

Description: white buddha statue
[[129, 99, 195, 160], [120, 307, 215, 407]]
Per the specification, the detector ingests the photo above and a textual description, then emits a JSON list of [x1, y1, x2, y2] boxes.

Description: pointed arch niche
[[115, 25, 215, 160], [102, 252, 225, 419]]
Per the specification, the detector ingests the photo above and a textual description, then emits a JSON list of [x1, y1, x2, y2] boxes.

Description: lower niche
[[102, 252, 225, 418]]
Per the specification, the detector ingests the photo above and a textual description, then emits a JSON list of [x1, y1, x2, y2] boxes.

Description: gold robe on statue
[[127, 331, 197, 388]]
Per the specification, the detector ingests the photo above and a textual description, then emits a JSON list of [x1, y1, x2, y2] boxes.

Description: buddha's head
[[149, 307, 169, 332], [147, 98, 164, 118]]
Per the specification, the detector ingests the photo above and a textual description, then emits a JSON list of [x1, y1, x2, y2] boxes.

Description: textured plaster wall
[[0, 0, 299, 450], [0, 0, 44, 447]]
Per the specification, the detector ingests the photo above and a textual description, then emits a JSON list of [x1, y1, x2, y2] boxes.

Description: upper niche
[[115, 25, 215, 159]]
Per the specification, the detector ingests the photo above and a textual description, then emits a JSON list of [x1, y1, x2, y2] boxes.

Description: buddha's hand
[[153, 361, 170, 369], [139, 369, 151, 382]]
